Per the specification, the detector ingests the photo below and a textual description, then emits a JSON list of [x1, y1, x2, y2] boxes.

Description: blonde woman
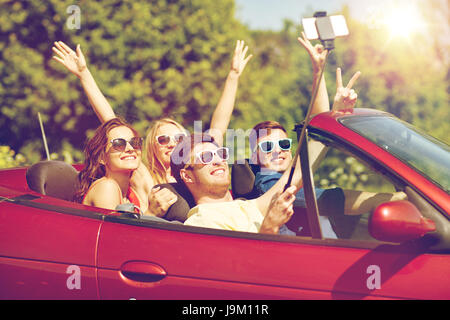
[[52, 40, 252, 216]]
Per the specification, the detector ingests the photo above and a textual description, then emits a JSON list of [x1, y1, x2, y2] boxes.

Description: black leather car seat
[[26, 160, 80, 201], [231, 159, 261, 200]]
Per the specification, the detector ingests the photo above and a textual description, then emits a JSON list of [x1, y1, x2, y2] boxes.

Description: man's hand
[[147, 186, 178, 217], [52, 41, 87, 78], [260, 185, 297, 234], [332, 68, 361, 113], [297, 31, 327, 73], [230, 40, 253, 78]]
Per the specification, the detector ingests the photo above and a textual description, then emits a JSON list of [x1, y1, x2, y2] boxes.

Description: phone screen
[[302, 18, 319, 40], [302, 15, 349, 40], [330, 15, 349, 37]]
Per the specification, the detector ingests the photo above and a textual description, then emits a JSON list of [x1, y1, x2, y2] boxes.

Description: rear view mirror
[[369, 200, 436, 243]]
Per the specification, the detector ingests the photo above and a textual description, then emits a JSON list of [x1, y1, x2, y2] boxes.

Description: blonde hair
[[144, 118, 186, 185]]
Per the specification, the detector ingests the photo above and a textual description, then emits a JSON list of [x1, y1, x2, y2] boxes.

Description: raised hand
[[297, 31, 327, 73], [332, 68, 361, 112], [230, 40, 253, 77], [52, 41, 87, 78]]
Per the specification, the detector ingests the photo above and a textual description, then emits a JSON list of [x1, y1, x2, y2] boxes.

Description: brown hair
[[170, 133, 218, 185], [143, 118, 186, 185], [73, 117, 139, 203], [249, 120, 287, 152]]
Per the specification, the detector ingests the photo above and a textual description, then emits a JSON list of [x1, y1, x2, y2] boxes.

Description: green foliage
[[0, 0, 448, 169], [0, 0, 246, 166], [0, 146, 29, 168], [314, 150, 395, 193]]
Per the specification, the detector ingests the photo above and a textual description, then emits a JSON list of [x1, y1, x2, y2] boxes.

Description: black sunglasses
[[156, 133, 187, 146], [110, 137, 143, 152]]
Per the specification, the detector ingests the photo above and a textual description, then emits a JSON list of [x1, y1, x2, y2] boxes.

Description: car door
[[97, 215, 367, 300], [0, 189, 102, 299], [96, 212, 449, 300]]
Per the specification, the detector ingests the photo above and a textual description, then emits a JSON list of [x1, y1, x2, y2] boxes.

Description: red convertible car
[[0, 108, 449, 300]]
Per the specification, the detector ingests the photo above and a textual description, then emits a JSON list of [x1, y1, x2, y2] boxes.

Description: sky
[[234, 0, 425, 30]]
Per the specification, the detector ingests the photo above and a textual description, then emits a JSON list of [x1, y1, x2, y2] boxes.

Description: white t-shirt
[[184, 199, 264, 233]]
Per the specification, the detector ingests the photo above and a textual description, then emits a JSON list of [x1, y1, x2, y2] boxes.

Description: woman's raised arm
[[208, 40, 252, 146], [52, 41, 116, 123]]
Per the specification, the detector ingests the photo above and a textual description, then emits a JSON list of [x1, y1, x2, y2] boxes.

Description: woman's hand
[[208, 40, 252, 145], [52, 41, 87, 78], [332, 68, 361, 113], [147, 186, 178, 217], [52, 41, 116, 123], [229, 40, 253, 78]]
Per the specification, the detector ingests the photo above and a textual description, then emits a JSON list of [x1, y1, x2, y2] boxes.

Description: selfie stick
[[38, 112, 51, 161], [284, 12, 334, 191]]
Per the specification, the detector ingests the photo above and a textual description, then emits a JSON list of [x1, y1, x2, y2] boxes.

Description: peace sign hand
[[332, 68, 361, 112], [52, 41, 87, 78]]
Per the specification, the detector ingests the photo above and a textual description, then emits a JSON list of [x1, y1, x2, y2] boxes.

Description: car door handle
[[120, 261, 167, 283]]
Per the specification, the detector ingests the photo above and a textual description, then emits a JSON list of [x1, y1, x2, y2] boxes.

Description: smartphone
[[302, 15, 349, 40]]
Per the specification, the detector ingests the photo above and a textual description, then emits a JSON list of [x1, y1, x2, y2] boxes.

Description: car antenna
[[38, 112, 51, 161]]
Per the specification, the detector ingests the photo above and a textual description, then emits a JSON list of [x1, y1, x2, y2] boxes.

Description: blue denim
[[255, 171, 337, 239]]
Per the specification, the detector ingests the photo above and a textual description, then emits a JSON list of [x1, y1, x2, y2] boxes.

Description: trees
[[0, 0, 246, 163], [0, 0, 448, 168]]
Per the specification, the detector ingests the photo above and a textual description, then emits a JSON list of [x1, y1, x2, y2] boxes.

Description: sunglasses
[[256, 138, 292, 153], [110, 137, 143, 152], [156, 133, 187, 146], [194, 147, 230, 165]]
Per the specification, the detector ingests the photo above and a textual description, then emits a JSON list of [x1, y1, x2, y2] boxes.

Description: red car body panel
[[0, 109, 449, 299], [97, 220, 450, 299]]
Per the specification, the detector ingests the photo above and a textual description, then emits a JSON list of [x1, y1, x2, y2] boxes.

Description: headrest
[[26, 160, 79, 201], [231, 159, 261, 199]]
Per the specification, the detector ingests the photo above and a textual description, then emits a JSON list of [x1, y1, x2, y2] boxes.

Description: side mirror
[[369, 200, 436, 243]]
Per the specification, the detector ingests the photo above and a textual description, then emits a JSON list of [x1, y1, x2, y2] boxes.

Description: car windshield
[[340, 115, 450, 193]]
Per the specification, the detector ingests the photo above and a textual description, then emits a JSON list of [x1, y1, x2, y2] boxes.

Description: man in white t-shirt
[[170, 133, 309, 234]]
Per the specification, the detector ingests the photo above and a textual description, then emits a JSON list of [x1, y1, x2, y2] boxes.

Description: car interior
[[24, 157, 361, 239]]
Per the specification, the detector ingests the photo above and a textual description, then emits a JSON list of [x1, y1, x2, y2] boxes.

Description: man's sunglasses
[[110, 137, 143, 152], [255, 138, 292, 153], [194, 147, 230, 165], [156, 133, 187, 146]]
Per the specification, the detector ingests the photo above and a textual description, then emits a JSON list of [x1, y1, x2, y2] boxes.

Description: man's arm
[[307, 68, 361, 173], [254, 69, 361, 216], [343, 190, 408, 215], [254, 33, 330, 216], [259, 186, 297, 234], [297, 32, 330, 116]]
